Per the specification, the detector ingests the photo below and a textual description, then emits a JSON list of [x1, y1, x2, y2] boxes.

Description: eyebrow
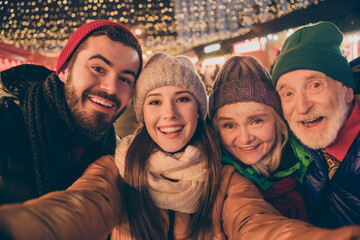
[[305, 73, 326, 80], [89, 54, 137, 78], [146, 90, 192, 98], [277, 73, 326, 91], [89, 54, 112, 66], [217, 113, 267, 121]]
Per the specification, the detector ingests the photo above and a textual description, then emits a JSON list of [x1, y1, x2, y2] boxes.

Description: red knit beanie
[[56, 20, 143, 75]]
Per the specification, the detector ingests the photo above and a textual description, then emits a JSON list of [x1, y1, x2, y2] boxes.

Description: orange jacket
[[0, 156, 359, 240]]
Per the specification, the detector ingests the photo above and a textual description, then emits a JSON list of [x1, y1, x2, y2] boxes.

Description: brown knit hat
[[209, 55, 281, 119], [134, 52, 207, 123], [56, 20, 143, 75]]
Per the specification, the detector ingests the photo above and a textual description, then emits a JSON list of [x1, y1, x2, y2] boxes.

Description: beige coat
[[0, 156, 359, 240]]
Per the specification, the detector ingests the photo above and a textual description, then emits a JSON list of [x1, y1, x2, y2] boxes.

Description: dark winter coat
[[303, 132, 360, 228], [0, 64, 116, 204]]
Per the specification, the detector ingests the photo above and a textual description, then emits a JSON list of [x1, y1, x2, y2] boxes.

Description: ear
[[344, 85, 354, 104], [58, 68, 69, 83]]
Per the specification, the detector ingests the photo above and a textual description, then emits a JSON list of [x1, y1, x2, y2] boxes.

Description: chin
[[294, 129, 336, 150]]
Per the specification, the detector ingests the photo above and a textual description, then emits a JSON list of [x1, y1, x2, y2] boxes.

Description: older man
[[272, 21, 360, 228]]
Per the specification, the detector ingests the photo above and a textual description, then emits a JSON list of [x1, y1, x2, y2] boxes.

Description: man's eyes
[[281, 91, 293, 98], [119, 77, 131, 84], [311, 82, 321, 88], [92, 66, 105, 74]]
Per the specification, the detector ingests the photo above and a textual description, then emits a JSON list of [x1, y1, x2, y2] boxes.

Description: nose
[[235, 126, 254, 145], [161, 101, 177, 120], [295, 92, 313, 114], [100, 75, 118, 95]]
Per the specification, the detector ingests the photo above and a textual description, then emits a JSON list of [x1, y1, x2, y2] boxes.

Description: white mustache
[[290, 106, 330, 122]]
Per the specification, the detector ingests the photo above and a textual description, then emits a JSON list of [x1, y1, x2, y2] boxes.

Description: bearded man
[[272, 21, 360, 228], [0, 20, 142, 204]]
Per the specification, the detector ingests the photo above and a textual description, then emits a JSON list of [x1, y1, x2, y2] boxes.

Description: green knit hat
[[271, 21, 355, 89]]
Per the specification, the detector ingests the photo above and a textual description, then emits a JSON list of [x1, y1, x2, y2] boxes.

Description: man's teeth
[[160, 126, 182, 133], [90, 97, 113, 108], [301, 117, 322, 128]]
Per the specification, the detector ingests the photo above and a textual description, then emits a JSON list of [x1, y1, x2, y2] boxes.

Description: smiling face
[[143, 85, 199, 153], [214, 102, 277, 166], [276, 70, 354, 149], [58, 35, 140, 133]]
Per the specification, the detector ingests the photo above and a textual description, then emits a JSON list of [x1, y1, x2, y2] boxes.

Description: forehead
[[217, 102, 271, 118], [77, 35, 140, 70], [276, 69, 327, 89]]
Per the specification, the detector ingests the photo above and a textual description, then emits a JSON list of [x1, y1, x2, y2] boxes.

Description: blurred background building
[[1, 0, 359, 136]]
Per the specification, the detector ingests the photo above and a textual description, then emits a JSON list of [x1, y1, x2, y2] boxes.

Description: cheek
[[187, 115, 198, 140], [219, 131, 233, 147], [184, 106, 199, 129], [281, 103, 292, 119], [143, 108, 154, 126], [262, 128, 277, 146], [119, 91, 132, 107]]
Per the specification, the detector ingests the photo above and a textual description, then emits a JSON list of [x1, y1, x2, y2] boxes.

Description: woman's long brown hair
[[122, 118, 221, 239]]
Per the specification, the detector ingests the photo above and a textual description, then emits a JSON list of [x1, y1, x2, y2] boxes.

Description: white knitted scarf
[[115, 135, 207, 213]]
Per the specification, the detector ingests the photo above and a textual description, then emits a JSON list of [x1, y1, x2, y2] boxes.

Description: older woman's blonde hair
[[213, 101, 288, 178]]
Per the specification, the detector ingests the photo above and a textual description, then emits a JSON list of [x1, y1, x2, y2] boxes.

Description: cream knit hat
[[134, 52, 207, 123]]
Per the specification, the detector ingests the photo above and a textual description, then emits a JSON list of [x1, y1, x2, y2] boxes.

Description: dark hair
[[67, 25, 142, 78], [122, 118, 221, 239]]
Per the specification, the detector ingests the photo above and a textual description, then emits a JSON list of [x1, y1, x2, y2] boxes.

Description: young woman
[[1, 53, 360, 240], [112, 52, 221, 239], [209, 55, 311, 220]]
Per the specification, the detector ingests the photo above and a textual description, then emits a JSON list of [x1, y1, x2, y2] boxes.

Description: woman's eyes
[[222, 123, 234, 129], [176, 97, 190, 102], [149, 100, 161, 105], [146, 95, 192, 105], [252, 119, 263, 125]]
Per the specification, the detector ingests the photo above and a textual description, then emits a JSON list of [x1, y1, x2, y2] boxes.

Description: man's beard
[[287, 90, 350, 150], [64, 73, 124, 134]]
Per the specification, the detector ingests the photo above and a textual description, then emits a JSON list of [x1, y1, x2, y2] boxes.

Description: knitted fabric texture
[[260, 176, 308, 221], [134, 52, 207, 123], [209, 55, 281, 119], [116, 135, 207, 213], [56, 19, 143, 75], [271, 21, 355, 89], [1, 64, 116, 195]]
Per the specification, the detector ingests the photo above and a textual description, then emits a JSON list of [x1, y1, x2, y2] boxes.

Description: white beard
[[287, 90, 350, 149]]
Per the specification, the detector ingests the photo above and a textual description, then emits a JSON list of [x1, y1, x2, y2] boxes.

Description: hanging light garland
[[0, 0, 324, 56], [0, 0, 177, 56]]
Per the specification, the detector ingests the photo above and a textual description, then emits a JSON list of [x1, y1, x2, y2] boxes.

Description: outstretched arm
[[0, 155, 121, 240], [221, 166, 360, 240]]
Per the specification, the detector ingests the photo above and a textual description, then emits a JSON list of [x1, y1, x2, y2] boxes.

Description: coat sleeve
[[221, 168, 360, 240], [0, 155, 122, 240]]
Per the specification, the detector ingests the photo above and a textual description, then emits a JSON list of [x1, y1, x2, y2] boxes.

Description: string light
[[0, 0, 324, 57], [0, 0, 176, 56]]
